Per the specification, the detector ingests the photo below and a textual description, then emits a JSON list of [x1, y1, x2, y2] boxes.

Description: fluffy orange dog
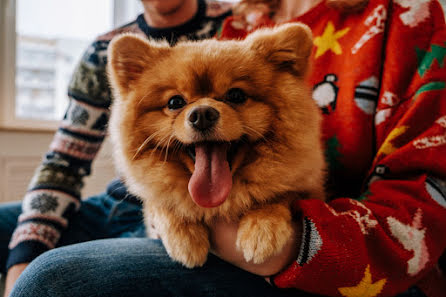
[[107, 23, 325, 268]]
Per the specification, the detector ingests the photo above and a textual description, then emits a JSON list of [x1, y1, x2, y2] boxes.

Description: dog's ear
[[247, 23, 313, 75], [107, 34, 168, 96]]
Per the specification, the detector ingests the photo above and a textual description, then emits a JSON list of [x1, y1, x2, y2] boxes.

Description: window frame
[[0, 0, 141, 131]]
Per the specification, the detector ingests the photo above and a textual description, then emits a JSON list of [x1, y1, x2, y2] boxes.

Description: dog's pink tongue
[[188, 143, 232, 208]]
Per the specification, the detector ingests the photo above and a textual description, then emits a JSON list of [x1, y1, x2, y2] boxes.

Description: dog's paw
[[236, 205, 293, 264], [162, 223, 210, 268]]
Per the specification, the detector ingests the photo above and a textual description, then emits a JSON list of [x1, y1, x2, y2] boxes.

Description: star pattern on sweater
[[314, 21, 350, 58], [377, 125, 409, 156], [338, 265, 387, 297]]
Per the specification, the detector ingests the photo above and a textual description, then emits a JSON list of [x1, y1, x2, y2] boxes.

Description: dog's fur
[[107, 23, 325, 268]]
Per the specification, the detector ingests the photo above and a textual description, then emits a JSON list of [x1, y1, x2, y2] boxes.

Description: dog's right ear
[[108, 34, 168, 96], [247, 23, 313, 76]]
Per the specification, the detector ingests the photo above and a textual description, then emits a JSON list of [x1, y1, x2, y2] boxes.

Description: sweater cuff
[[6, 241, 51, 270]]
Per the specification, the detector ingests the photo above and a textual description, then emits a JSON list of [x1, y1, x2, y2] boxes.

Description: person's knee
[[10, 247, 85, 297]]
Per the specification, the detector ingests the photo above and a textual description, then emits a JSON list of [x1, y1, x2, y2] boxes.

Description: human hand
[[4, 263, 29, 297], [209, 218, 301, 276]]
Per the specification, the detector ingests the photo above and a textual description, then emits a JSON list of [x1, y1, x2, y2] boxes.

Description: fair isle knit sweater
[[218, 0, 446, 296], [6, 0, 231, 270]]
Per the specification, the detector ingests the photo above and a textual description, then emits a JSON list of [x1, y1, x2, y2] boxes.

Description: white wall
[[0, 0, 136, 204]]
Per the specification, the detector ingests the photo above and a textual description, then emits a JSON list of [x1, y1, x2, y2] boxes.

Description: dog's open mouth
[[186, 141, 239, 169], [186, 140, 241, 208]]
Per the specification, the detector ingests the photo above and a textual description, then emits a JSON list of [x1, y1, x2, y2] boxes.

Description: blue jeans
[[0, 194, 426, 297]]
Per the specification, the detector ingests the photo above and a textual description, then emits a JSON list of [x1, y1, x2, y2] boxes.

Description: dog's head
[[108, 24, 321, 211]]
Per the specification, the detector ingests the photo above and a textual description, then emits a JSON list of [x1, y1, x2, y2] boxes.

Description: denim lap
[[10, 238, 312, 297]]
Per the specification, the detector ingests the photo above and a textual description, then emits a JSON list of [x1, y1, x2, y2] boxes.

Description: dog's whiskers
[[172, 139, 183, 156], [243, 125, 268, 142], [132, 130, 162, 160], [149, 132, 170, 160], [163, 134, 175, 163]]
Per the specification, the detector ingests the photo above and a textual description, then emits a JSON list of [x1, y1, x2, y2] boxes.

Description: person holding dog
[[212, 0, 446, 296], [2, 0, 446, 297]]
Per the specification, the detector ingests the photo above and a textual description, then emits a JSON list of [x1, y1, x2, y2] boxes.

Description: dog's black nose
[[188, 106, 220, 131]]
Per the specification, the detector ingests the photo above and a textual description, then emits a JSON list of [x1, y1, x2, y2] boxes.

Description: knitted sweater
[[218, 0, 446, 296], [6, 0, 232, 270]]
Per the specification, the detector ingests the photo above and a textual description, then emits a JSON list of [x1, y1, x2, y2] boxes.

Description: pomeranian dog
[[107, 23, 325, 268]]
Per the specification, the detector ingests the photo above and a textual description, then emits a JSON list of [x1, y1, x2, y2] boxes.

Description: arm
[[5, 40, 111, 272], [273, 1, 446, 296], [3, 263, 28, 297], [214, 1, 446, 296]]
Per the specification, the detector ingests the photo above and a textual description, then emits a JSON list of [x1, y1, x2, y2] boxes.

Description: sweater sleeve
[[6, 40, 111, 269], [273, 1, 446, 296]]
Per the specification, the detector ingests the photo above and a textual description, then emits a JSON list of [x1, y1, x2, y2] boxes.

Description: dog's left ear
[[247, 23, 313, 75], [107, 34, 169, 96]]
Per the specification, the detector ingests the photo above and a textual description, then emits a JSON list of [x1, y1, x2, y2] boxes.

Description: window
[[0, 0, 142, 130]]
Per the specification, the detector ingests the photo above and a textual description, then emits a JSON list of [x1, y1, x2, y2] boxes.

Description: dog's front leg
[[236, 203, 293, 264], [150, 209, 210, 268]]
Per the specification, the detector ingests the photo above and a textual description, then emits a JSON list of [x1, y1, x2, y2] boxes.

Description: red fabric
[[219, 0, 446, 296]]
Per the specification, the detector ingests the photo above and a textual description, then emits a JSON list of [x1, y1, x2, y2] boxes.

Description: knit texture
[[219, 0, 446, 296], [6, 0, 232, 270]]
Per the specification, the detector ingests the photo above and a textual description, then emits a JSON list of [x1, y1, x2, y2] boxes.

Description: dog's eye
[[167, 95, 186, 110], [225, 88, 247, 104]]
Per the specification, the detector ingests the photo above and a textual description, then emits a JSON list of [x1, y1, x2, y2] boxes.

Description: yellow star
[[314, 21, 350, 58], [377, 125, 409, 157], [338, 265, 387, 297]]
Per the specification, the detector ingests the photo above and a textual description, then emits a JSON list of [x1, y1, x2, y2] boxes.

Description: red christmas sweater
[[219, 0, 446, 296]]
